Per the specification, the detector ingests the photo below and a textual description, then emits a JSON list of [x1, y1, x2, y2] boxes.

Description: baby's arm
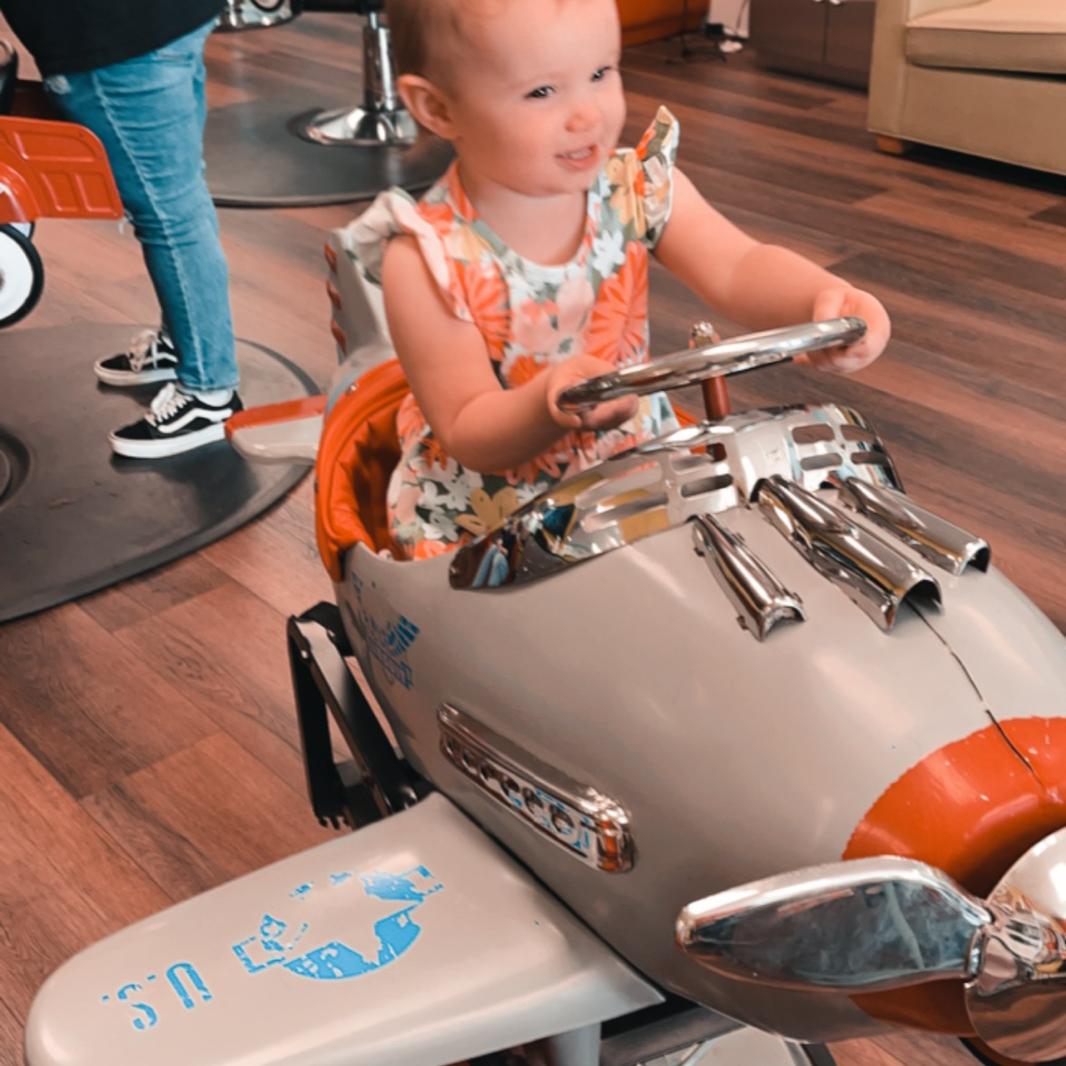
[[655, 170, 890, 371], [381, 236, 637, 473]]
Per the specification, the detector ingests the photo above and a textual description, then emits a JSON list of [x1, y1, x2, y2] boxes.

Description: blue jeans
[[44, 21, 238, 392]]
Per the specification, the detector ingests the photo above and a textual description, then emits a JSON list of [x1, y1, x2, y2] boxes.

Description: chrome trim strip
[[690, 514, 806, 641], [756, 475, 942, 631], [676, 856, 991, 993], [438, 704, 634, 872], [830, 476, 990, 576]]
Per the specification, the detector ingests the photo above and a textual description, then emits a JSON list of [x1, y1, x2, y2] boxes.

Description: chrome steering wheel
[[556, 317, 867, 411]]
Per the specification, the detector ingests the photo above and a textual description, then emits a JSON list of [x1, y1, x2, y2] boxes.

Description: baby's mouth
[[557, 145, 598, 166]]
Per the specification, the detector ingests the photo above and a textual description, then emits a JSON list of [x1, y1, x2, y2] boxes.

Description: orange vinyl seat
[[315, 359, 409, 581], [314, 355, 702, 581]]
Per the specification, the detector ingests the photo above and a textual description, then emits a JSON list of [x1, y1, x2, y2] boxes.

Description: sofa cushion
[[906, 0, 1066, 75]]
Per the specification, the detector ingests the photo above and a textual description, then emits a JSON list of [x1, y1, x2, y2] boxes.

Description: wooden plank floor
[[1, 15, 1064, 1066]]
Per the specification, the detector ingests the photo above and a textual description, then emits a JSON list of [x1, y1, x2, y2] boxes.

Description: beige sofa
[[867, 0, 1066, 176]]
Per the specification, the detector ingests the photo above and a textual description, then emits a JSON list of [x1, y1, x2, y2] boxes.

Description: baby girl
[[351, 0, 891, 559]]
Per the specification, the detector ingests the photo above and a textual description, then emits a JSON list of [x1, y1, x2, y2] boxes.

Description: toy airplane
[[23, 226, 1066, 1066]]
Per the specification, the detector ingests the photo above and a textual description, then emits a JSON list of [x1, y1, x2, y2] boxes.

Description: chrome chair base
[[301, 104, 417, 148], [216, 0, 299, 32]]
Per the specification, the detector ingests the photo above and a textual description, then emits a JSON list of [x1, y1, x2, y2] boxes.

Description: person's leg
[[44, 20, 238, 396]]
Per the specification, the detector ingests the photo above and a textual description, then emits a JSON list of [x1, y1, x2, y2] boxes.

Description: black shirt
[[1, 0, 225, 76]]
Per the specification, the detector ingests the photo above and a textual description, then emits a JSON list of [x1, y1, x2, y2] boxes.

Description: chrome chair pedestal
[[205, 6, 450, 205], [303, 104, 416, 147], [300, 11, 416, 148], [216, 0, 300, 32]]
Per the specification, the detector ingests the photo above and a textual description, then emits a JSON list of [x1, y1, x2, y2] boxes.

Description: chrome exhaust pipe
[[829, 475, 990, 576], [690, 513, 805, 642], [756, 475, 941, 631]]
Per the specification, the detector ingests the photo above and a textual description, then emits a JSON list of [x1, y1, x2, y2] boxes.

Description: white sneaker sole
[[109, 422, 228, 459], [94, 363, 179, 387]]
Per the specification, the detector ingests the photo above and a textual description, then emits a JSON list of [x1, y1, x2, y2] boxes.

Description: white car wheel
[[0, 224, 44, 328], [8, 220, 34, 240]]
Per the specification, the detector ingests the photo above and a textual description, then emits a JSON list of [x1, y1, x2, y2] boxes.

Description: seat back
[[315, 359, 409, 580], [323, 227, 397, 406]]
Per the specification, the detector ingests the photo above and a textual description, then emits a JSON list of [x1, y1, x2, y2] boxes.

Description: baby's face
[[441, 0, 626, 198]]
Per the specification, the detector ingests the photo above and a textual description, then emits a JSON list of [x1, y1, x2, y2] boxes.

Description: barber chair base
[[302, 103, 417, 148], [0, 324, 318, 623], [205, 98, 450, 206], [204, 11, 451, 205], [215, 0, 300, 32]]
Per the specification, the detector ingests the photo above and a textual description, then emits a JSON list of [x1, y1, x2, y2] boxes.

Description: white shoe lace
[[128, 329, 160, 373], [146, 384, 191, 426]]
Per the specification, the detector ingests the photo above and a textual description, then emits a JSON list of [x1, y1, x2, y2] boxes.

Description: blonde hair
[[386, 0, 470, 79]]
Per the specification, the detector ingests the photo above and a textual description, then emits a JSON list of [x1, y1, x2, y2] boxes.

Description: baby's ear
[[397, 74, 457, 140]]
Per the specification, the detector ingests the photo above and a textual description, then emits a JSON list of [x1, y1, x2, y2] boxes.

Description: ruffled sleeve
[[342, 185, 474, 323], [604, 105, 680, 249]]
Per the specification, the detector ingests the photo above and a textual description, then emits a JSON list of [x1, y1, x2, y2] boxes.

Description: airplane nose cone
[[843, 718, 1066, 1038], [965, 826, 1066, 1063]]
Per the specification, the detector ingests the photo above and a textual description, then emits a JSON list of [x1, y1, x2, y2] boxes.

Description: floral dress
[[351, 107, 682, 559]]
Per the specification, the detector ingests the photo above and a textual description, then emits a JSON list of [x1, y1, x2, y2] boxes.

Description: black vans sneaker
[[94, 329, 179, 386], [110, 384, 243, 459]]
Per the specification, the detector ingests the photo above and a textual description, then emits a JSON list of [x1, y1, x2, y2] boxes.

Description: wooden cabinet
[[617, 0, 705, 45], [751, 0, 876, 88]]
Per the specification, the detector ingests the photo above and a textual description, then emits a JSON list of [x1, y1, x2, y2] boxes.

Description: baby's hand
[[545, 355, 640, 432], [804, 286, 891, 373]]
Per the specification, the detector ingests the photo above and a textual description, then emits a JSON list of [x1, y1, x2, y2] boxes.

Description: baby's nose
[[566, 102, 600, 132]]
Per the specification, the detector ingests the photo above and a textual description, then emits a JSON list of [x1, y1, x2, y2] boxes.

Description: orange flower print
[[395, 394, 426, 444], [446, 164, 477, 220], [417, 200, 454, 235], [504, 352, 550, 388], [445, 223, 492, 265], [511, 300, 560, 359], [506, 447, 567, 488], [583, 241, 648, 367], [412, 538, 454, 560], [456, 259, 510, 361], [556, 273, 594, 337], [421, 435, 452, 472], [391, 481, 422, 527], [396, 396, 450, 470], [455, 486, 520, 536], [605, 152, 647, 239]]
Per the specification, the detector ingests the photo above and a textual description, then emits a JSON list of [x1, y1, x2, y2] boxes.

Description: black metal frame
[[286, 601, 426, 829]]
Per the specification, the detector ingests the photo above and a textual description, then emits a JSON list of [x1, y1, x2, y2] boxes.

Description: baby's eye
[[591, 65, 615, 82], [526, 85, 555, 100]]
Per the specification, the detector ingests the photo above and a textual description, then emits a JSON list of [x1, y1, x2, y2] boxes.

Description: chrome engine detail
[[756, 475, 942, 631], [438, 703, 635, 873], [450, 404, 902, 591], [690, 513, 806, 641], [829, 475, 990, 576]]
